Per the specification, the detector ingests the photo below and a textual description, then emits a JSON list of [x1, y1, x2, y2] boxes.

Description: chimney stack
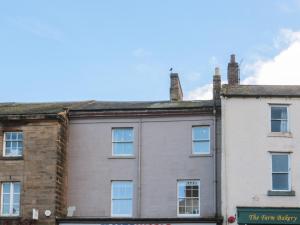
[[227, 54, 240, 85], [170, 73, 183, 101], [213, 67, 221, 100]]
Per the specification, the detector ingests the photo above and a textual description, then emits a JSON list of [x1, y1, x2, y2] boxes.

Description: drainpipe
[[137, 118, 142, 217], [213, 103, 218, 218], [213, 67, 221, 220]]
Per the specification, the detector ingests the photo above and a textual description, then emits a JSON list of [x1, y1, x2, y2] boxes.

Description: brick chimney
[[227, 54, 240, 85], [213, 67, 221, 100], [170, 73, 183, 101]]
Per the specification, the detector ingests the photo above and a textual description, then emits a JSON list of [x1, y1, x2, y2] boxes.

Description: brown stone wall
[[0, 117, 68, 225]]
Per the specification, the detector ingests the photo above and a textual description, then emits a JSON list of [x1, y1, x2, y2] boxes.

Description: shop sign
[[237, 207, 300, 224], [60, 223, 214, 225]]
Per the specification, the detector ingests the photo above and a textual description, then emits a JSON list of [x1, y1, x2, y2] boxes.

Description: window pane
[[123, 143, 133, 155], [3, 194, 10, 204], [179, 207, 185, 214], [193, 141, 210, 154], [17, 133, 23, 140], [186, 199, 192, 207], [112, 182, 132, 199], [2, 204, 9, 215], [271, 107, 287, 120], [186, 207, 193, 214], [113, 143, 133, 155], [12, 204, 20, 215], [11, 133, 17, 140], [178, 198, 185, 208], [13, 182, 20, 193], [185, 187, 192, 197], [12, 142, 17, 148], [2, 183, 10, 193], [6, 142, 11, 148], [272, 155, 289, 172], [112, 200, 132, 215], [5, 132, 11, 140], [192, 188, 199, 197], [192, 206, 199, 214], [13, 194, 20, 204], [123, 129, 133, 141], [192, 199, 199, 208], [17, 141, 23, 148], [17, 148, 23, 156], [272, 173, 289, 190], [271, 120, 288, 132], [193, 127, 210, 141], [113, 129, 121, 141], [113, 128, 133, 142], [178, 185, 185, 198]]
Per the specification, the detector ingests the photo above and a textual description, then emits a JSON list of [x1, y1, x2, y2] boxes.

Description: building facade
[[0, 103, 70, 225], [221, 56, 300, 225], [58, 73, 222, 225], [0, 73, 222, 225]]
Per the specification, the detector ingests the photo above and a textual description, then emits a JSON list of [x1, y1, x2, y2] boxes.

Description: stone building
[[221, 55, 300, 225], [0, 103, 71, 225]]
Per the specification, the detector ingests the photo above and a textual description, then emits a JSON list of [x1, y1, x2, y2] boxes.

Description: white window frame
[[271, 153, 291, 192], [192, 126, 210, 155], [111, 181, 133, 217], [177, 180, 200, 217], [112, 128, 134, 156], [1, 182, 21, 216], [3, 132, 23, 157], [270, 105, 289, 133]]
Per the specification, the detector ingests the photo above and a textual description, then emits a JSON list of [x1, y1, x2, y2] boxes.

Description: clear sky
[[1, 0, 300, 102]]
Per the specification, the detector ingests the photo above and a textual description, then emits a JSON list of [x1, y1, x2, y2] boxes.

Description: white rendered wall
[[222, 97, 300, 225]]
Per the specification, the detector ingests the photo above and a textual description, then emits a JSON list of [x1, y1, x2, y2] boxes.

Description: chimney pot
[[215, 67, 220, 76], [230, 54, 236, 63], [170, 73, 183, 101]]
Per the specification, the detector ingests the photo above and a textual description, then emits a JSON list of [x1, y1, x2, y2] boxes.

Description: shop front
[[237, 207, 300, 225], [57, 218, 222, 225]]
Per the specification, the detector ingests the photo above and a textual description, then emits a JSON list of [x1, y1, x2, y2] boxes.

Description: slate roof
[[0, 100, 218, 116], [222, 85, 300, 97]]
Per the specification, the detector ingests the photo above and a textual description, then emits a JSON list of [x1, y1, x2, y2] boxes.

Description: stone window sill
[[0, 216, 21, 220], [267, 190, 295, 196], [189, 154, 213, 158], [0, 156, 23, 160], [268, 132, 293, 138], [108, 156, 136, 159]]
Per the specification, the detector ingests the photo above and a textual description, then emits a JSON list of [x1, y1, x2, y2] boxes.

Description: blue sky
[[1, 0, 300, 102]]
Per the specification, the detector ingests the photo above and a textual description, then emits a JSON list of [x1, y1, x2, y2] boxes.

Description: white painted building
[[221, 55, 300, 225]]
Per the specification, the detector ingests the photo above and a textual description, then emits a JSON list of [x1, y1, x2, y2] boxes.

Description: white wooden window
[[177, 180, 200, 216], [192, 126, 210, 154], [112, 128, 134, 156], [1, 182, 20, 216], [111, 181, 133, 217], [271, 154, 290, 191], [3, 132, 23, 157], [271, 106, 288, 132]]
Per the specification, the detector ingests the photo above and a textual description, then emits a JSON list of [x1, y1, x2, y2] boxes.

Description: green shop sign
[[237, 207, 300, 224]]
